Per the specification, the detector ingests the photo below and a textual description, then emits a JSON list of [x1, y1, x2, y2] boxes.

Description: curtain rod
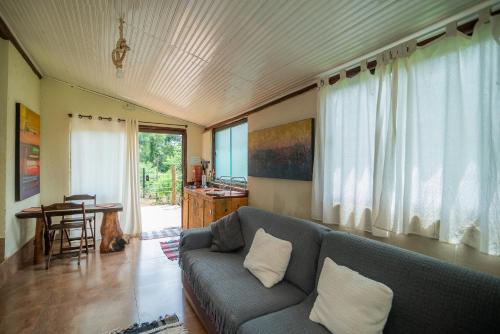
[[50, 77, 201, 127], [316, 1, 499, 82], [326, 8, 500, 86], [67, 114, 188, 128], [67, 113, 125, 122]]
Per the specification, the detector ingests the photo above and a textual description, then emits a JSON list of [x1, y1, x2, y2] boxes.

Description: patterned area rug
[[105, 314, 187, 334], [141, 227, 182, 240], [160, 238, 180, 261]]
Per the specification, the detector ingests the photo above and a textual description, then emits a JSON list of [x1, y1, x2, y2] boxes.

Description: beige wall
[[1, 41, 41, 258], [247, 89, 317, 219], [40, 78, 205, 204]]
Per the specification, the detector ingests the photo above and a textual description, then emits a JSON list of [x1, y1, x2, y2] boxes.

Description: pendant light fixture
[[111, 18, 130, 78]]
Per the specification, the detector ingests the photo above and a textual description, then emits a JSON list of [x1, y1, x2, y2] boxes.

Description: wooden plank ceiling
[[0, 0, 481, 126]]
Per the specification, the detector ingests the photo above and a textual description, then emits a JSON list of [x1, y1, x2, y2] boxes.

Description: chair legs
[[77, 225, 85, 265], [46, 231, 57, 270], [83, 222, 89, 254], [46, 222, 89, 269], [64, 229, 71, 247]]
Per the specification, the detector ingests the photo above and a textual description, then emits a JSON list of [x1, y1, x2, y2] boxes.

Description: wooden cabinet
[[182, 187, 248, 230]]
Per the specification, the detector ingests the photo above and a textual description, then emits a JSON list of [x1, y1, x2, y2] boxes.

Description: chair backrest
[[64, 194, 96, 204], [41, 202, 86, 230]]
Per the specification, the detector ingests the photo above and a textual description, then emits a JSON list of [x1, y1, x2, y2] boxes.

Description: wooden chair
[[63, 194, 96, 250], [41, 202, 88, 269]]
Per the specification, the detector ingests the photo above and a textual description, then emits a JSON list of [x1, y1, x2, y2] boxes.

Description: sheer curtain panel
[[122, 120, 142, 236], [313, 15, 500, 255], [312, 70, 379, 231], [70, 117, 143, 237]]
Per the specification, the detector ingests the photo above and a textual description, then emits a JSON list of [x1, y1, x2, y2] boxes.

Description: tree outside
[[139, 132, 183, 205]]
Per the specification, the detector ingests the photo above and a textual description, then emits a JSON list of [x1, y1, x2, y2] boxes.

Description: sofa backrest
[[316, 231, 500, 334], [237, 206, 330, 294]]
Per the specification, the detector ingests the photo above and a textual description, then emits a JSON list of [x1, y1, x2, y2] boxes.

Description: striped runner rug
[[141, 227, 182, 240], [160, 238, 180, 261]]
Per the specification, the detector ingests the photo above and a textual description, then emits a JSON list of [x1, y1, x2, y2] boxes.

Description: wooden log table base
[[100, 212, 127, 253]]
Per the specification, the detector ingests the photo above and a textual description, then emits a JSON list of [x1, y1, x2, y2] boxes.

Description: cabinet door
[[192, 196, 204, 228], [214, 199, 232, 220], [203, 200, 215, 227], [188, 195, 196, 229], [231, 197, 248, 212]]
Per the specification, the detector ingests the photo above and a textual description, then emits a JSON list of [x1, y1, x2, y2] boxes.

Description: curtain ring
[[360, 60, 368, 71], [376, 54, 384, 66], [407, 39, 417, 54], [477, 8, 489, 26], [446, 22, 457, 37]]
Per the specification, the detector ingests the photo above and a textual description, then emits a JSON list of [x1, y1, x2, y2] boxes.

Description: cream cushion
[[309, 257, 393, 334], [243, 228, 292, 288]]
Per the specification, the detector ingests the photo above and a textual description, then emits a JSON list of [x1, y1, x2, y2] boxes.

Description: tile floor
[[0, 238, 206, 334]]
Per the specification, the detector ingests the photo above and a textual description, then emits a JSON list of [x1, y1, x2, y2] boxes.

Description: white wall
[[1, 41, 41, 258], [247, 89, 317, 219], [40, 78, 205, 204]]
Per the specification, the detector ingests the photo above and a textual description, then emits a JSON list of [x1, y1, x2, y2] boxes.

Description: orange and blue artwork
[[15, 103, 40, 201], [248, 118, 314, 181]]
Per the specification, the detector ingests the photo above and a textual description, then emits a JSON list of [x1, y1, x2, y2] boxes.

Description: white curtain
[[312, 70, 379, 231], [313, 15, 500, 255], [122, 120, 142, 236], [70, 118, 142, 237]]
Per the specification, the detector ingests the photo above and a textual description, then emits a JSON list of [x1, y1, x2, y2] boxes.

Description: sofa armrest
[[180, 227, 212, 253]]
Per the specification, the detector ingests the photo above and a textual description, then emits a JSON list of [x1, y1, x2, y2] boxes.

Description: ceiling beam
[[0, 13, 42, 79]]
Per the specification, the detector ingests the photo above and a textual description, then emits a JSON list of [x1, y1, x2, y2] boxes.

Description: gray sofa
[[179, 206, 500, 334]]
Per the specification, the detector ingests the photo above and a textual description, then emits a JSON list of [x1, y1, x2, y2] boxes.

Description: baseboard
[[0, 237, 34, 288]]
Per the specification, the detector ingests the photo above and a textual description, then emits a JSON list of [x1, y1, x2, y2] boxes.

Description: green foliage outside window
[[139, 132, 183, 204]]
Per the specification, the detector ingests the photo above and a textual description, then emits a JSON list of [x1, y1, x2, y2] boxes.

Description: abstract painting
[[248, 118, 314, 181], [15, 103, 40, 201]]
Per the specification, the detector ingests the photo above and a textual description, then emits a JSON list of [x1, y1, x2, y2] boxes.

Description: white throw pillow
[[243, 228, 292, 288], [309, 257, 393, 334]]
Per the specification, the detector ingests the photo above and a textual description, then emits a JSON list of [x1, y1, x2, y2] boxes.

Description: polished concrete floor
[[0, 238, 206, 334]]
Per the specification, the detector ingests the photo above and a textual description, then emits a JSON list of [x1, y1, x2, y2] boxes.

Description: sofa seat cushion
[[181, 248, 307, 334], [237, 294, 330, 334]]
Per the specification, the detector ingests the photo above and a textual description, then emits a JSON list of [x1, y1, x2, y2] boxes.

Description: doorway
[[138, 126, 186, 233]]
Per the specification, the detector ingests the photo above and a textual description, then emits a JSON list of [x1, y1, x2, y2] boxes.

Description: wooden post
[[171, 165, 177, 205]]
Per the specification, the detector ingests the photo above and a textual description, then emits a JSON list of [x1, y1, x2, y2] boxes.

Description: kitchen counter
[[182, 186, 248, 229]]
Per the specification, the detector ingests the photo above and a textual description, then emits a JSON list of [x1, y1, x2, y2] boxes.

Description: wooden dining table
[[15, 203, 124, 264]]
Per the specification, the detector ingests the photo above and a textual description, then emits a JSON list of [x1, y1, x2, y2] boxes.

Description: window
[[313, 18, 500, 255], [214, 120, 248, 179]]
